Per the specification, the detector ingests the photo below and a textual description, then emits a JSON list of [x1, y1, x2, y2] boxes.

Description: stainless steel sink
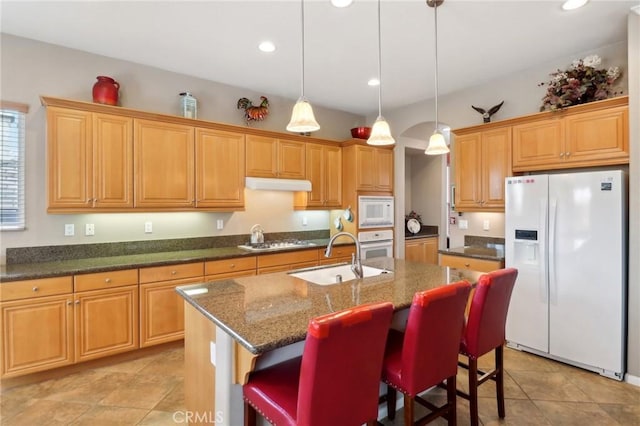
[[288, 263, 392, 285]]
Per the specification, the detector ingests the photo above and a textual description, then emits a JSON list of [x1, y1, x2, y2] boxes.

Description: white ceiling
[[1, 0, 636, 116]]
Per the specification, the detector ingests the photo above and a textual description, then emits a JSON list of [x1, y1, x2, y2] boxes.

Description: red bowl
[[350, 127, 371, 139]]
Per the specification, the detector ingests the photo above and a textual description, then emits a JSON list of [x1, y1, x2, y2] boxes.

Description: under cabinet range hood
[[245, 177, 312, 192]]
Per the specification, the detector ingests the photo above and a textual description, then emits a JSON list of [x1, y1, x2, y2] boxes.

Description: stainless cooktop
[[238, 239, 316, 252]]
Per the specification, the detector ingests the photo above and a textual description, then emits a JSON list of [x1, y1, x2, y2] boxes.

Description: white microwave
[[358, 196, 394, 229]]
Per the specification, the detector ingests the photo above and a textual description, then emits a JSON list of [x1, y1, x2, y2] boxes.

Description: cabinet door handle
[[32, 286, 39, 292]]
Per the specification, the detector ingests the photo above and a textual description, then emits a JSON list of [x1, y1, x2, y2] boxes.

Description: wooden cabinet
[[512, 103, 629, 171], [1, 277, 74, 378], [47, 108, 133, 211], [205, 257, 257, 281], [134, 119, 195, 208], [73, 269, 139, 362], [294, 143, 342, 209], [405, 237, 438, 265], [343, 143, 394, 193], [257, 250, 318, 274], [195, 128, 245, 209], [139, 262, 204, 347], [245, 135, 305, 179], [453, 127, 511, 212], [439, 254, 503, 273], [318, 244, 356, 265]]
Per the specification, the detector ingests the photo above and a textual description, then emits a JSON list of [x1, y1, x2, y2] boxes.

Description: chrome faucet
[[324, 231, 363, 279]]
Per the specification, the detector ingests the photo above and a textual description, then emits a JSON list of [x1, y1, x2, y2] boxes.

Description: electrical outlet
[[144, 221, 153, 233], [302, 216, 308, 226], [85, 224, 95, 236], [216, 219, 223, 230], [483, 220, 490, 231], [458, 219, 468, 229], [64, 224, 74, 236]]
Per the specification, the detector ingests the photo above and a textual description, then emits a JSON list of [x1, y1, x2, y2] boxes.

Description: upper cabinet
[[453, 127, 511, 212], [47, 107, 133, 212], [343, 143, 394, 193], [512, 97, 628, 172], [294, 142, 342, 209], [245, 135, 305, 179], [195, 128, 245, 209], [134, 119, 195, 208]]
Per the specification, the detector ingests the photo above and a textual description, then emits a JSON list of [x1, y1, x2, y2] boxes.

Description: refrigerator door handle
[[540, 197, 549, 303], [548, 198, 557, 305]]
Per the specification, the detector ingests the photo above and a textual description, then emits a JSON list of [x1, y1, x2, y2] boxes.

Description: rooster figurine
[[237, 96, 269, 124]]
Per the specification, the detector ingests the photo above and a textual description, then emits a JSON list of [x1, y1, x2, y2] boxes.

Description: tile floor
[[1, 344, 639, 425]]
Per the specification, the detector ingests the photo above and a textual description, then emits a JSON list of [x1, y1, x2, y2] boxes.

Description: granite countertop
[[176, 258, 483, 355], [0, 238, 335, 282], [438, 235, 505, 262], [404, 224, 439, 240]]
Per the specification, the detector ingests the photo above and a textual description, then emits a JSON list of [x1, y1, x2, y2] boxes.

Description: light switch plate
[[483, 220, 490, 230], [145, 222, 153, 233], [459, 219, 468, 229], [216, 219, 223, 230], [64, 224, 74, 236]]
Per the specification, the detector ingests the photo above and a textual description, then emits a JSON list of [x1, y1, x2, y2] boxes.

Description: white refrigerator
[[505, 170, 626, 380]]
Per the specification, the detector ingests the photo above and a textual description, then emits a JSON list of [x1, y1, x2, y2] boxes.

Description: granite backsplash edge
[[6, 230, 330, 264]]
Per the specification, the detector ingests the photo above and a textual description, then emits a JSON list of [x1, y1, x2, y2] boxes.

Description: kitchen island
[[176, 258, 483, 425]]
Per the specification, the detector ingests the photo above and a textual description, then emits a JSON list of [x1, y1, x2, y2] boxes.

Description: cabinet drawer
[[439, 254, 503, 273], [257, 250, 318, 269], [205, 257, 256, 276], [320, 244, 355, 260], [0, 276, 73, 302], [139, 262, 204, 283], [74, 269, 138, 292]]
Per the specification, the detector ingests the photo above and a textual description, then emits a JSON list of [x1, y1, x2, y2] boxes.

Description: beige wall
[[0, 34, 365, 263]]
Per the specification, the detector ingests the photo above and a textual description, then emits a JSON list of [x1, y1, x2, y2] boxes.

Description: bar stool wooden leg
[[468, 357, 479, 426], [447, 375, 457, 426], [387, 386, 397, 420], [403, 394, 414, 426], [496, 345, 505, 418]]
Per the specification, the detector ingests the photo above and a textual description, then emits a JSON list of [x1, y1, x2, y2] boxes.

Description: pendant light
[[425, 0, 449, 155], [287, 0, 320, 133], [367, 0, 395, 146]]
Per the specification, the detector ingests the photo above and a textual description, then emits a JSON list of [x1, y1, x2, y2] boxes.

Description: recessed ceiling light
[[368, 78, 380, 86], [331, 0, 353, 7], [258, 41, 276, 53], [562, 0, 589, 11]]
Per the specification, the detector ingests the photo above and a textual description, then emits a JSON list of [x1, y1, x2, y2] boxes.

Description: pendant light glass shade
[[288, 0, 320, 133], [425, 130, 449, 155], [367, 0, 395, 146], [425, 0, 449, 155], [367, 116, 395, 146], [287, 97, 320, 132]]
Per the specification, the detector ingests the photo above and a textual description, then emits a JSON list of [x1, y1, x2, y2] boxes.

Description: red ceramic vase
[[92, 76, 120, 105]]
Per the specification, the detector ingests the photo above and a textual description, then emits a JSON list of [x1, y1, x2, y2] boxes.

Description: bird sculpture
[[471, 101, 504, 123], [237, 96, 269, 124]]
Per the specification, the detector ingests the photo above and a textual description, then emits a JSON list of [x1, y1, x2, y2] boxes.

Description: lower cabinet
[[439, 254, 504, 273], [405, 237, 438, 264], [139, 262, 204, 348], [318, 244, 356, 265], [257, 250, 319, 274]]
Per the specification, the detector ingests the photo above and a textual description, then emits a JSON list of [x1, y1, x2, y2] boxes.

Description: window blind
[[0, 106, 26, 230]]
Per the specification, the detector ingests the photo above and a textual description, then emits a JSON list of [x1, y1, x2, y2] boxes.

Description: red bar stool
[[381, 280, 472, 425], [457, 268, 518, 426], [243, 301, 394, 426]]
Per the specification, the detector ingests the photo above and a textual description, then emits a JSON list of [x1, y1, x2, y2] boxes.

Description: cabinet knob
[[559, 153, 564, 157], [464, 263, 470, 267], [565, 152, 571, 157], [230, 264, 236, 269], [67, 300, 72, 306], [32, 286, 39, 292], [171, 270, 177, 275], [75, 300, 80, 305], [104, 278, 111, 283]]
